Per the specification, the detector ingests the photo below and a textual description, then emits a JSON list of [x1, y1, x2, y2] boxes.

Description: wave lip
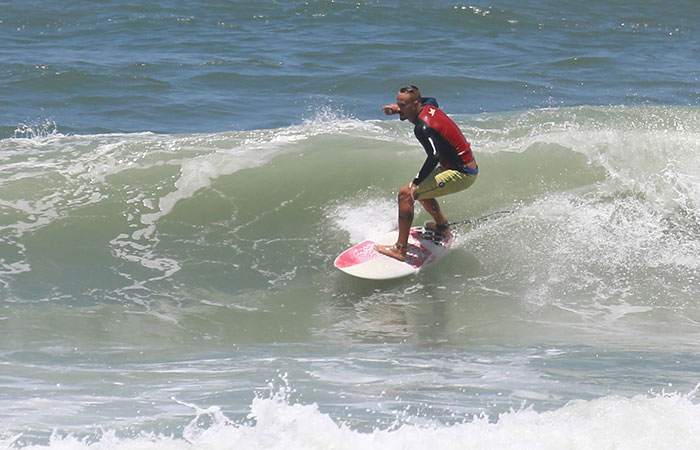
[[1, 105, 699, 304]]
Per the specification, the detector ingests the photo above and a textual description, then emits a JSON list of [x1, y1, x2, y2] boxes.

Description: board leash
[[447, 210, 514, 228], [416, 210, 514, 244]]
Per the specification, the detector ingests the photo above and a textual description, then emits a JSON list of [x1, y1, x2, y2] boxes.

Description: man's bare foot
[[375, 243, 406, 261], [424, 221, 452, 239]]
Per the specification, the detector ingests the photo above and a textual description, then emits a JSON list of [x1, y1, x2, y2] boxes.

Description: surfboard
[[334, 227, 453, 280]]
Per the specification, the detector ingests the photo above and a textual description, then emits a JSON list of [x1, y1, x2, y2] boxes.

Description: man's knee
[[398, 185, 414, 204]]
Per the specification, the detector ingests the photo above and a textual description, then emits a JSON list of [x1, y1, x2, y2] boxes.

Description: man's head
[[396, 85, 422, 123]]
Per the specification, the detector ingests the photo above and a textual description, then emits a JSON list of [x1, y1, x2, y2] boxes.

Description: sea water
[[1, 1, 700, 449]]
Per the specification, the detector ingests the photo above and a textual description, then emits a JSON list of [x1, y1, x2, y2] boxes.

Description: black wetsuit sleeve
[[412, 123, 440, 185], [421, 97, 439, 108]]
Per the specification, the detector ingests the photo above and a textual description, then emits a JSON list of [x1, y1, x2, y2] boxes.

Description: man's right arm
[[381, 97, 439, 115]]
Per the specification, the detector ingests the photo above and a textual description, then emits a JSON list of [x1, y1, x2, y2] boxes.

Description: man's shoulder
[[418, 105, 446, 122]]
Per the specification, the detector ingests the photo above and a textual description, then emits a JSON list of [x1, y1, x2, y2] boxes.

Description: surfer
[[376, 85, 478, 261]]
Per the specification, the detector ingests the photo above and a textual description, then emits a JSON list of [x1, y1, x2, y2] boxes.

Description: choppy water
[[1, 0, 700, 449]]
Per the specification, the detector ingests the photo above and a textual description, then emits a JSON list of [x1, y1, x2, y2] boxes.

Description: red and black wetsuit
[[412, 105, 476, 186]]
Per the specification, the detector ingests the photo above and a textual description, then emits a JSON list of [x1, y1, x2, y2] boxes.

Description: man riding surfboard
[[376, 85, 478, 261]]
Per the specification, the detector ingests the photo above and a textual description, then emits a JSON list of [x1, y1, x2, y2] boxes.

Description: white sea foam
[[328, 196, 397, 244], [3, 385, 700, 450]]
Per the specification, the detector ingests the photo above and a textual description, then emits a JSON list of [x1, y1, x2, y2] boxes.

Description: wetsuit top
[[421, 97, 439, 108], [412, 105, 475, 186]]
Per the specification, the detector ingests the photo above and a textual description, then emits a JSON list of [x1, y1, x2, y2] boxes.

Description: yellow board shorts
[[414, 166, 477, 200]]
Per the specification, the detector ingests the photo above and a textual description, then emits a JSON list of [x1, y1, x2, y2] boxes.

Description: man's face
[[396, 92, 420, 122]]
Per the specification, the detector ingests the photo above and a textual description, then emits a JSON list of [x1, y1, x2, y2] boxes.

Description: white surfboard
[[334, 227, 453, 280]]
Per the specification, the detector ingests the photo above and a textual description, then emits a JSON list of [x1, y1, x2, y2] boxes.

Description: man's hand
[[381, 104, 399, 115], [409, 183, 418, 200]]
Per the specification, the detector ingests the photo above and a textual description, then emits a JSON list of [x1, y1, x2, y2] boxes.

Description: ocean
[[1, 0, 699, 448]]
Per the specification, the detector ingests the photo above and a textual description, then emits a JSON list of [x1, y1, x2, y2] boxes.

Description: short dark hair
[[399, 85, 421, 101]]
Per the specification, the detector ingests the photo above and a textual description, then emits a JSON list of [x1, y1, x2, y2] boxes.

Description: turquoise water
[[2, 1, 700, 449]]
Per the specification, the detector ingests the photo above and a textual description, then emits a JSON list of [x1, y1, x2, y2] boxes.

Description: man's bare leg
[[375, 185, 414, 261], [419, 198, 452, 238]]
